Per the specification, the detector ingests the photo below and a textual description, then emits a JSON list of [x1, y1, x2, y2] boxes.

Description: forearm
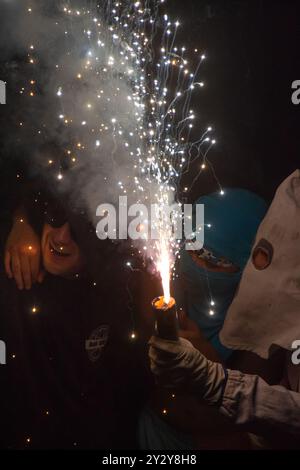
[[220, 369, 300, 437], [149, 337, 300, 439]]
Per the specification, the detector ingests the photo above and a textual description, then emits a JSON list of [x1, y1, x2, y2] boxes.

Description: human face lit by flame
[[41, 222, 85, 278]]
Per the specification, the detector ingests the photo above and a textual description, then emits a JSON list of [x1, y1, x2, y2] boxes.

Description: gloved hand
[[149, 336, 227, 405]]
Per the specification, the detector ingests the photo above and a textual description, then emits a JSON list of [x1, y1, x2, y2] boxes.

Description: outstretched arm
[[149, 337, 300, 438], [220, 367, 300, 437]]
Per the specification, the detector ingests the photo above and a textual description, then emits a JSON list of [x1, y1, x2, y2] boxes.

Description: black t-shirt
[[0, 267, 151, 449]]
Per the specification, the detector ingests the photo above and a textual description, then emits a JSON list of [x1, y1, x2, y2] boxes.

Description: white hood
[[220, 170, 300, 359]]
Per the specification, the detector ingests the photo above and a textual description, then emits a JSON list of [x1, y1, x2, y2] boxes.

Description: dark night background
[[170, 0, 299, 202]]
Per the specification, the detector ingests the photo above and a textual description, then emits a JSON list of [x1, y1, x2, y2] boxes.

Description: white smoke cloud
[[1, 0, 157, 219]]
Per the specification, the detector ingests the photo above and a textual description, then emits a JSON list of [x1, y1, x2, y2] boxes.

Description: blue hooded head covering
[[176, 189, 267, 360]]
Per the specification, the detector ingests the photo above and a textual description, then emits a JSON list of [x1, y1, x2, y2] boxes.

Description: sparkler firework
[[4, 0, 222, 302]]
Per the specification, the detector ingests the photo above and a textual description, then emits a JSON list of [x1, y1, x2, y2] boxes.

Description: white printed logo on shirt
[[85, 325, 109, 362]]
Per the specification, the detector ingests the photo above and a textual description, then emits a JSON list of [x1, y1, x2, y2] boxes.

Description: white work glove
[[149, 336, 227, 406]]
